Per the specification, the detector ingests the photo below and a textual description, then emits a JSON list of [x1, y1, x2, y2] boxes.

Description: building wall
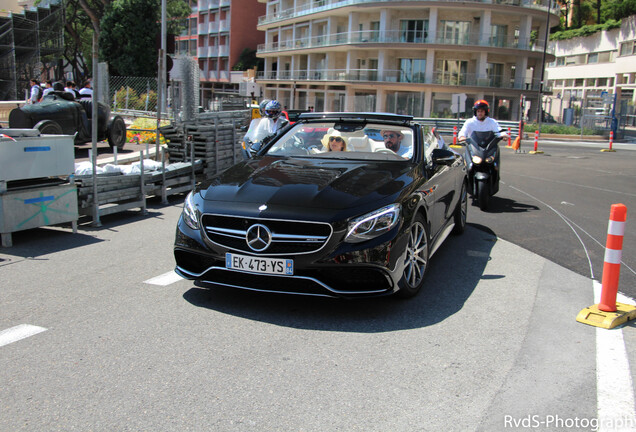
[[229, 0, 266, 68], [545, 15, 636, 122], [255, 0, 558, 119]]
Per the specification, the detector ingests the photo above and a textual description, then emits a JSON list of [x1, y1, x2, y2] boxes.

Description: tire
[[452, 181, 467, 235], [477, 180, 489, 211], [34, 119, 63, 135], [396, 213, 429, 298], [107, 116, 126, 150]]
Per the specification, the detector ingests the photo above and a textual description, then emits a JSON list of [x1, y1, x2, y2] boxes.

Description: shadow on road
[[182, 225, 498, 332], [473, 196, 540, 214]]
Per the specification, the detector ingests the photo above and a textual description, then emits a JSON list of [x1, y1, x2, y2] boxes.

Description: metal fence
[[109, 76, 160, 114]]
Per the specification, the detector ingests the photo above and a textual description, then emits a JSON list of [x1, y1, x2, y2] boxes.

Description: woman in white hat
[[322, 130, 348, 152]]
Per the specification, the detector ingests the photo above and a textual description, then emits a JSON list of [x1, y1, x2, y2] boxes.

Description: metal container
[[0, 131, 75, 183]]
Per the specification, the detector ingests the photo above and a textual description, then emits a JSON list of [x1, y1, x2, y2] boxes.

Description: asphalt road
[[1, 138, 635, 431], [464, 139, 636, 300]]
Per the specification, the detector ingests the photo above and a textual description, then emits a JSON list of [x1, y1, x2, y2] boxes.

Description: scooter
[[465, 130, 503, 211]]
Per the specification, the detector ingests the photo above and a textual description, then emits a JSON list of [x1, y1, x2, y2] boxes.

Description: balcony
[[218, 45, 229, 57], [219, 19, 230, 32], [256, 68, 541, 91], [257, 30, 552, 55], [258, 0, 559, 26]]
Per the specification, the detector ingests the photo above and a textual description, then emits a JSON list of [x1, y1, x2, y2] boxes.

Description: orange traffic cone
[[512, 135, 520, 151]]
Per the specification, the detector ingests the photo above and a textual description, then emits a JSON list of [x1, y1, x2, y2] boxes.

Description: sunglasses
[[383, 134, 398, 139], [329, 136, 343, 143]]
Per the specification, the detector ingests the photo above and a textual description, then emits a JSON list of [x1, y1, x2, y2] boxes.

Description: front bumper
[[173, 217, 408, 298]]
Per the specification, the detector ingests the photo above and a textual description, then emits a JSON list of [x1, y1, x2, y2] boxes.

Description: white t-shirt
[[458, 116, 502, 139]]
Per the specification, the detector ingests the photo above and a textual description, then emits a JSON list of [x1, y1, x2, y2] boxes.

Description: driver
[[381, 130, 412, 158], [458, 100, 508, 142]]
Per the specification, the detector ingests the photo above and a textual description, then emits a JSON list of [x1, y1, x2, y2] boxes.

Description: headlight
[[472, 155, 483, 164], [182, 192, 200, 230], [345, 204, 401, 243], [485, 156, 495, 163]]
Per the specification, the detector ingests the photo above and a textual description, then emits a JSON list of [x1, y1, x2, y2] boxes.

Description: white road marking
[[144, 271, 183, 286], [594, 281, 636, 432], [0, 324, 47, 348]]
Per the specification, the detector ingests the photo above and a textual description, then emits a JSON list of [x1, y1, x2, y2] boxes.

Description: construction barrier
[[506, 127, 512, 148], [577, 204, 636, 329], [529, 130, 544, 154], [601, 131, 616, 153]]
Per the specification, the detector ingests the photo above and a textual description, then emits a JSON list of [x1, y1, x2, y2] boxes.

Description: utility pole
[[156, 0, 167, 156], [536, 0, 552, 135]]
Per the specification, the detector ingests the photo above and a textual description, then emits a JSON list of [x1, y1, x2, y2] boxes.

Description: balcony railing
[[257, 30, 551, 54], [256, 68, 541, 90], [258, 0, 559, 26]]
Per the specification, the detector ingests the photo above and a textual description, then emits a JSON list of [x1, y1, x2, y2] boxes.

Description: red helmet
[[473, 100, 490, 116]]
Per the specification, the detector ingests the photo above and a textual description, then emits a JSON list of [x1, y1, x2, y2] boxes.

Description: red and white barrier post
[[453, 126, 458, 146], [529, 130, 544, 154], [507, 127, 512, 147], [601, 131, 616, 152], [576, 203, 635, 329], [599, 204, 627, 312]]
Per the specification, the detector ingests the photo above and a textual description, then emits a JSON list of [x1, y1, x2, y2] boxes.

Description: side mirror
[[431, 148, 456, 166]]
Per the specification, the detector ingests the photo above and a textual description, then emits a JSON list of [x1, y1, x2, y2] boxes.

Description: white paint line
[[0, 324, 47, 348], [144, 271, 184, 286], [594, 281, 636, 432]]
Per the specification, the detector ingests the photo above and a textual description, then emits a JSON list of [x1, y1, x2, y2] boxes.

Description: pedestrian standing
[[29, 79, 42, 104]]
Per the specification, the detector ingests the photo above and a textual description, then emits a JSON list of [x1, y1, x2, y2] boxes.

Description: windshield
[[265, 122, 416, 161]]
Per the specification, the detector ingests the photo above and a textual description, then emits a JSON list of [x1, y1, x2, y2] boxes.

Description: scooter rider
[[458, 100, 508, 142], [243, 99, 289, 152]]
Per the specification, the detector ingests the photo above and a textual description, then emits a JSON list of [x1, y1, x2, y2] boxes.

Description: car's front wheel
[[34, 119, 63, 135], [396, 213, 429, 298], [107, 116, 127, 150]]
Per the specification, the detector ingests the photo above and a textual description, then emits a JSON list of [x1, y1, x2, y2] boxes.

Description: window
[[556, 57, 565, 66], [620, 40, 635, 56], [487, 63, 503, 87], [597, 78, 607, 87], [399, 58, 426, 83], [439, 21, 471, 44], [400, 20, 428, 43], [588, 53, 598, 64], [435, 59, 468, 85], [490, 25, 508, 47]]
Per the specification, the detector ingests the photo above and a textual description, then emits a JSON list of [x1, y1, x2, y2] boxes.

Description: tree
[[232, 48, 263, 71], [99, 0, 191, 77]]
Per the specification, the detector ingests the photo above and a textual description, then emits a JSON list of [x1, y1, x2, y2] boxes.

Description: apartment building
[[255, 0, 558, 119], [175, 0, 266, 108], [545, 15, 636, 123]]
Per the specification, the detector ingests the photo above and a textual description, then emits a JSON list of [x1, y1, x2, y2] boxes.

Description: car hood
[[200, 156, 413, 211]]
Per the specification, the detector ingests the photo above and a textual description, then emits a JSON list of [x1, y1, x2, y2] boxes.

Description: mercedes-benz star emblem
[[246, 224, 272, 252]]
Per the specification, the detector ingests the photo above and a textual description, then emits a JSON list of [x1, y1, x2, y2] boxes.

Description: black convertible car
[[174, 112, 467, 298]]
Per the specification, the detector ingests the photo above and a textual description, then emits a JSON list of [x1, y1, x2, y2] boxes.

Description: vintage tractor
[[8, 91, 127, 150]]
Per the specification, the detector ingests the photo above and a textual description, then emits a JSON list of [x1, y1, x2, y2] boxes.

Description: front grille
[[201, 214, 333, 255]]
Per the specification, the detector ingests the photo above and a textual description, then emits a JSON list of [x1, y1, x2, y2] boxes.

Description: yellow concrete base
[[576, 303, 636, 329], [528, 150, 544, 154], [449, 145, 463, 149], [600, 149, 616, 152]]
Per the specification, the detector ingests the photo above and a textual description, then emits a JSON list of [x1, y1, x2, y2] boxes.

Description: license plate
[[225, 253, 293, 275]]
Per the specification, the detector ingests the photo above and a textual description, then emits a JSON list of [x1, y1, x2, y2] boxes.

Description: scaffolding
[[0, 3, 64, 101]]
